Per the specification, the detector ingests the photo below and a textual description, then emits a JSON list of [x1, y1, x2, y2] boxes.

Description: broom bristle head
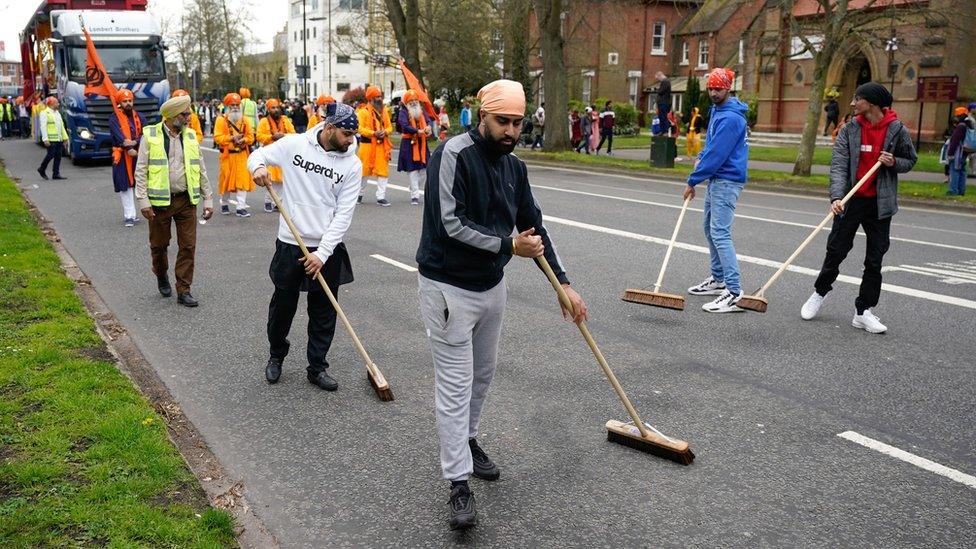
[[367, 370, 395, 402], [621, 289, 685, 310], [736, 294, 768, 313], [605, 420, 695, 465]]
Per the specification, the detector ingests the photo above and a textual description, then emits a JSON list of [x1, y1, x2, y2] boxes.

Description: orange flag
[[398, 60, 437, 119], [83, 27, 120, 103]]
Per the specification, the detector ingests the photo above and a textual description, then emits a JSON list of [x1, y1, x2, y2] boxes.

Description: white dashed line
[[370, 254, 417, 272], [837, 431, 976, 489]]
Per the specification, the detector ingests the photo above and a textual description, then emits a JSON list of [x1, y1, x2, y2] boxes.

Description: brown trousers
[[149, 192, 197, 294]]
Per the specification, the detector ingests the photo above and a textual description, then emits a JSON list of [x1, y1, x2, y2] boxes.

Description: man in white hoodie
[[247, 102, 362, 391]]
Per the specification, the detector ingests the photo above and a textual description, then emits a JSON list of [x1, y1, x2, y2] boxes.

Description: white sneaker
[[852, 309, 887, 334], [688, 276, 727, 296], [800, 292, 825, 320], [702, 290, 743, 313]]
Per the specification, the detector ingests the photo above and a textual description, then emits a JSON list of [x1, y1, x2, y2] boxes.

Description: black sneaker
[[220, 204, 230, 215], [177, 292, 198, 307], [469, 438, 500, 480], [376, 198, 391, 207], [448, 482, 477, 530], [264, 202, 274, 213], [265, 357, 282, 384]]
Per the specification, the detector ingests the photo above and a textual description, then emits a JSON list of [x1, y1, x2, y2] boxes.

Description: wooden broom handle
[[653, 196, 691, 293], [754, 159, 883, 298], [534, 256, 651, 439], [266, 185, 386, 386]]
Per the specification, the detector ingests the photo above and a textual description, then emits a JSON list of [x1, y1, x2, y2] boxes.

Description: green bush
[[612, 102, 638, 128]]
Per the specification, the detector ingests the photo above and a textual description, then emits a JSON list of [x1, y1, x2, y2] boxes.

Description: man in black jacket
[[654, 71, 672, 135], [416, 79, 588, 531]]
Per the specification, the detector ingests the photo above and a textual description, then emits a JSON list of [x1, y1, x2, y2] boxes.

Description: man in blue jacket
[[683, 68, 749, 313]]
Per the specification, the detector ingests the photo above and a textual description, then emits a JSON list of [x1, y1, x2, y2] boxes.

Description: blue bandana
[[326, 102, 358, 131]]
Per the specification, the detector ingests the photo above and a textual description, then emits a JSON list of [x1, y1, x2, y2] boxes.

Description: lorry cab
[[49, 9, 168, 162]]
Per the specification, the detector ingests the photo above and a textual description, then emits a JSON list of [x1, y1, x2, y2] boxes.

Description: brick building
[[528, 0, 702, 114], [743, 0, 976, 141], [0, 41, 24, 98]]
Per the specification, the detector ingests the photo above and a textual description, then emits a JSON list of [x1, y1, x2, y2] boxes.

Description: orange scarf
[[115, 109, 142, 187], [407, 113, 428, 162]]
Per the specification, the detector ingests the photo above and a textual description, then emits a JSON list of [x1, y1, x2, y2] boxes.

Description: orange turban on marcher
[[266, 98, 281, 109], [315, 94, 335, 106], [223, 93, 242, 106], [403, 90, 419, 104], [171, 89, 190, 98], [239, 87, 251, 98], [364, 86, 382, 100], [477, 79, 526, 117], [116, 89, 134, 102], [706, 68, 735, 90]]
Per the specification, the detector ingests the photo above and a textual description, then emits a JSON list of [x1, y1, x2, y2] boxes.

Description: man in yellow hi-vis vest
[[37, 96, 68, 180], [134, 95, 214, 307]]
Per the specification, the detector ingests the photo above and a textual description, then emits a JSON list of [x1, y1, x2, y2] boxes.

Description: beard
[[122, 105, 133, 113], [485, 130, 516, 155], [328, 132, 349, 153], [270, 111, 281, 120], [228, 111, 243, 123], [407, 103, 423, 119]]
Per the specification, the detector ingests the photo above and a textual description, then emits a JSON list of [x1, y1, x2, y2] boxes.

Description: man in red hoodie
[[800, 82, 917, 333]]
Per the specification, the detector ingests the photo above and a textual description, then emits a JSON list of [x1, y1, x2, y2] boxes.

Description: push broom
[[621, 196, 691, 310], [266, 185, 394, 401], [535, 256, 694, 464], [737, 158, 885, 313]]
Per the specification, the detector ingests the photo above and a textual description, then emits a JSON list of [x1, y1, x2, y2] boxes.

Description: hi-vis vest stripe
[[144, 123, 202, 206]]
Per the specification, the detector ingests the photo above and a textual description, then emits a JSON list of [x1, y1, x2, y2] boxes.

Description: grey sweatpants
[[418, 274, 506, 481]]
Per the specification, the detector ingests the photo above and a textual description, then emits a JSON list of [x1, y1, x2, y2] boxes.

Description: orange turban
[[171, 89, 189, 98], [223, 93, 242, 106], [316, 94, 335, 106], [364, 86, 382, 100], [706, 68, 735, 90], [116, 89, 134, 102], [403, 90, 419, 104], [266, 98, 281, 109], [15, 97, 23, 104], [954, 106, 969, 117], [45, 96, 58, 106], [477, 79, 525, 117], [239, 87, 251, 98]]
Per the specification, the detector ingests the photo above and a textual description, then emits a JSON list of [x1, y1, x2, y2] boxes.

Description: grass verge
[[611, 135, 943, 173], [518, 151, 976, 207], [0, 167, 236, 547]]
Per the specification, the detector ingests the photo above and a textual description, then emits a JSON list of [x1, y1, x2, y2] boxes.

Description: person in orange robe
[[214, 92, 255, 217], [256, 98, 296, 212], [307, 94, 335, 128], [356, 85, 393, 206]]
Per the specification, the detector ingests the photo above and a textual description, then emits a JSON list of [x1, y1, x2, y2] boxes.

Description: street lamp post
[[302, 0, 308, 100]]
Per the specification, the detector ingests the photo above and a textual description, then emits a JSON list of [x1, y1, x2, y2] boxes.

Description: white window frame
[[628, 76, 639, 106], [651, 22, 666, 55], [697, 40, 709, 69], [680, 41, 689, 65], [607, 52, 619, 65], [789, 35, 824, 60], [582, 70, 594, 104]]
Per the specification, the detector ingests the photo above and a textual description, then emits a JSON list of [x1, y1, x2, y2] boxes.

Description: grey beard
[[407, 104, 423, 119], [228, 111, 243, 124]]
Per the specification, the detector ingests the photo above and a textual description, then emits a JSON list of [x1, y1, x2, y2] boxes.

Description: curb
[[520, 157, 976, 214], [17, 183, 279, 549]]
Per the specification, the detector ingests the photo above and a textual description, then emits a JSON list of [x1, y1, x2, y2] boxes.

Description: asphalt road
[[4, 136, 974, 548]]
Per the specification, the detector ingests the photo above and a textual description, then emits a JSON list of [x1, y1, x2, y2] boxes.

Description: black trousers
[[596, 130, 613, 153], [267, 239, 353, 374], [39, 142, 63, 176], [814, 197, 891, 313]]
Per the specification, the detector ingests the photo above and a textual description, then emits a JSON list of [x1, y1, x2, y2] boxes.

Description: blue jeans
[[948, 163, 967, 195], [702, 179, 745, 294], [656, 103, 671, 135]]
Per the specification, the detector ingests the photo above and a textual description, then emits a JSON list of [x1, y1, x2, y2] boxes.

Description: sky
[[0, 0, 288, 62]]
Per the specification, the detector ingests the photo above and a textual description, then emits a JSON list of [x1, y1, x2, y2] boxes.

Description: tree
[[384, 0, 424, 85], [503, 0, 532, 93], [533, 0, 569, 151], [421, 0, 500, 108]]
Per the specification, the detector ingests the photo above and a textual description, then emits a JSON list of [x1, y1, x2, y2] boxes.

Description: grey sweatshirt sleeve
[[828, 124, 851, 202]]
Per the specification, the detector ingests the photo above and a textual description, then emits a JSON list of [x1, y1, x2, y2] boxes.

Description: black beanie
[[855, 82, 893, 109]]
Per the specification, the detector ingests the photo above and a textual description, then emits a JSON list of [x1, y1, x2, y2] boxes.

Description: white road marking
[[542, 215, 976, 311], [523, 162, 976, 218], [530, 183, 976, 254], [837, 431, 976, 489], [372, 180, 976, 309], [881, 264, 976, 284], [370, 254, 417, 272]]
